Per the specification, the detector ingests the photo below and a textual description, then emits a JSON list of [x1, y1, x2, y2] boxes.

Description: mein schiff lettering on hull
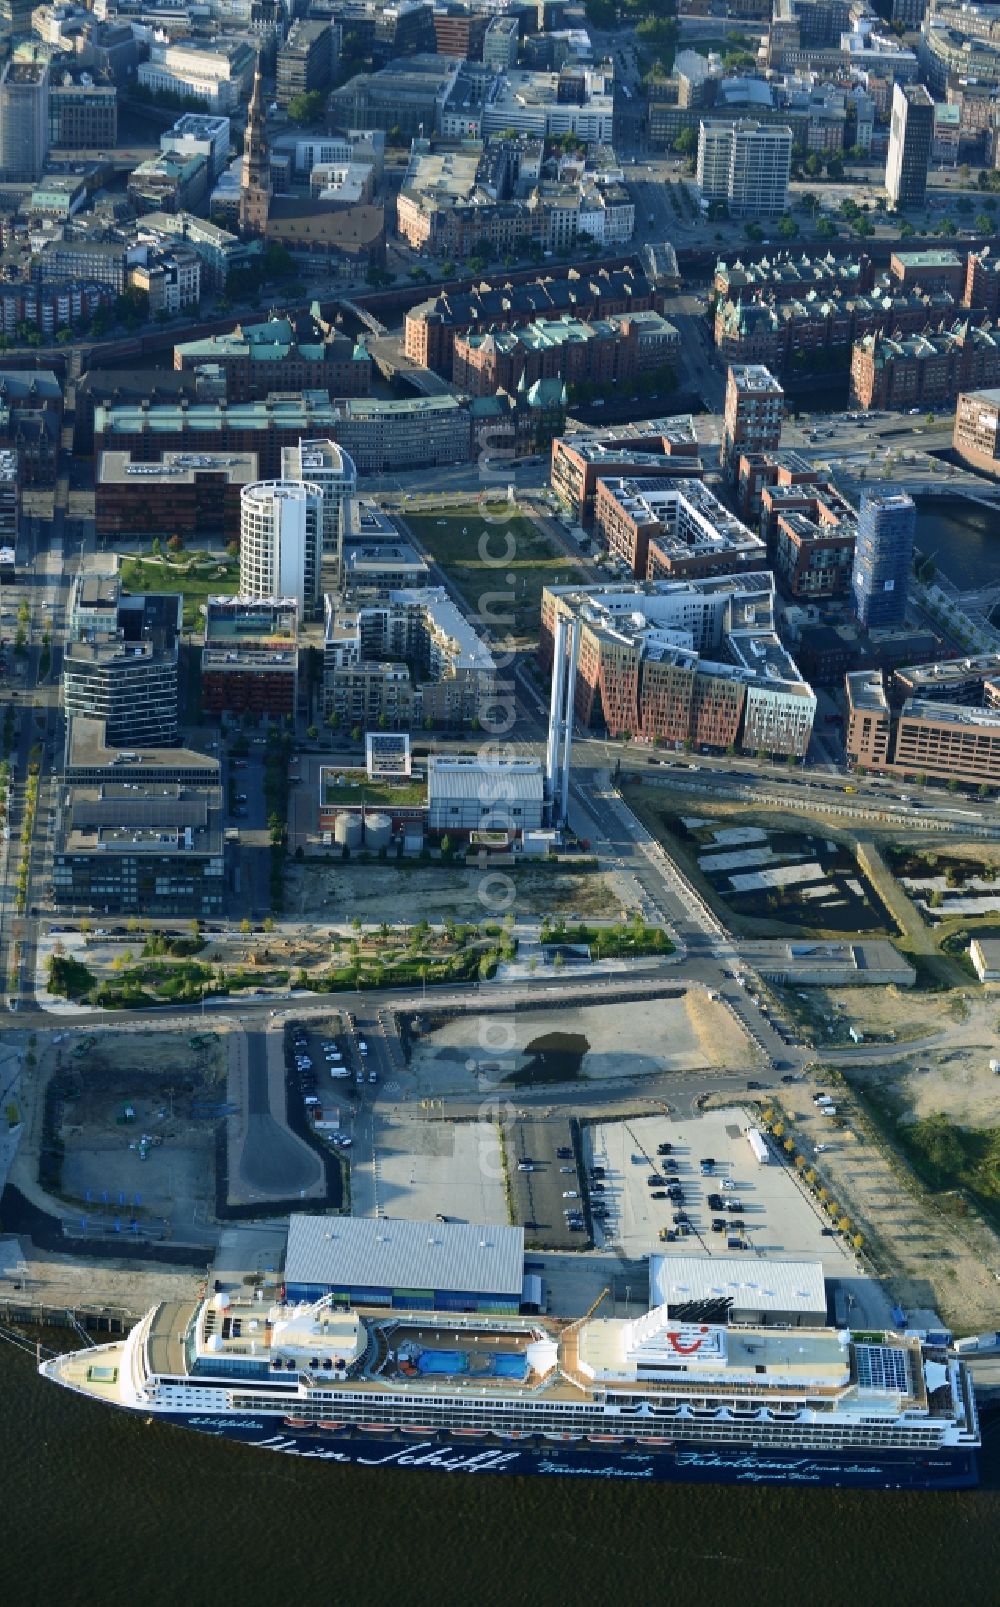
[[41, 1288, 980, 1489]]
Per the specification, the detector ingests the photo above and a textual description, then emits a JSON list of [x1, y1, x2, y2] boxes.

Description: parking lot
[[582, 1110, 868, 1293], [506, 1117, 587, 1250], [365, 1111, 509, 1224]]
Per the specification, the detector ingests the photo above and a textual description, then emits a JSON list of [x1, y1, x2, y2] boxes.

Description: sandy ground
[[13, 1026, 228, 1243], [284, 861, 620, 923], [406, 992, 751, 1093], [803, 984, 987, 1045], [775, 1078, 1000, 1330], [0, 1243, 207, 1318]]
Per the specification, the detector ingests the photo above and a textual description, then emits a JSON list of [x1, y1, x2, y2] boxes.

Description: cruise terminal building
[[284, 1216, 526, 1314]]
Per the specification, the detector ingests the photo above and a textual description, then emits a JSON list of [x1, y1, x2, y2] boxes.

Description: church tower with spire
[[240, 65, 271, 239]]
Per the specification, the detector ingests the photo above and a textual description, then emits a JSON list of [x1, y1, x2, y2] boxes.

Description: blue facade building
[[852, 490, 915, 630]]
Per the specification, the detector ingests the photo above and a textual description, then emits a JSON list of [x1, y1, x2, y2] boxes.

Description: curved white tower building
[[240, 479, 323, 618]]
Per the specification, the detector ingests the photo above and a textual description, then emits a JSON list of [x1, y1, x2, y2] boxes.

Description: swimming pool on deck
[[415, 1348, 528, 1380]]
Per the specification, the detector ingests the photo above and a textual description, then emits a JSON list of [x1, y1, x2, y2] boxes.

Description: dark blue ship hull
[[164, 1414, 978, 1489]]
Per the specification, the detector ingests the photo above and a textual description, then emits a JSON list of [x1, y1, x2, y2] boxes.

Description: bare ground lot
[[406, 992, 750, 1094], [771, 1074, 1000, 1332], [284, 860, 622, 924], [29, 1028, 226, 1241], [619, 784, 896, 940]]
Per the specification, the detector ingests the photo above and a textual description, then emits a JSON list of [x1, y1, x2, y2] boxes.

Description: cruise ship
[[40, 1291, 980, 1488]]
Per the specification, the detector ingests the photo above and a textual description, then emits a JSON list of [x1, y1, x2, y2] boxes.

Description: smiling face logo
[[665, 1327, 709, 1355]]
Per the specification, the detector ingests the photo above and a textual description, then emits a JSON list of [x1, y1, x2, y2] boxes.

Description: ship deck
[[45, 1342, 128, 1402], [147, 1302, 195, 1376]]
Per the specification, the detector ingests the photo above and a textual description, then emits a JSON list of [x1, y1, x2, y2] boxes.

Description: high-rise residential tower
[[852, 490, 916, 630], [240, 480, 324, 618], [886, 83, 933, 211]]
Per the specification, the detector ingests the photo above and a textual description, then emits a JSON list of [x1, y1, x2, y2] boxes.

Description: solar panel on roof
[[855, 1344, 910, 1393]]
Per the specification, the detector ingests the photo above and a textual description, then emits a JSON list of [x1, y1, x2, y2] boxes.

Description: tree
[[286, 91, 325, 127], [777, 213, 799, 239], [815, 217, 836, 239], [167, 533, 183, 552], [306, 725, 318, 741], [975, 213, 993, 235], [240, 918, 251, 935], [673, 127, 696, 156]]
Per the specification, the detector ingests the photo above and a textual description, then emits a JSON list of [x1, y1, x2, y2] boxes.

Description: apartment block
[[721, 364, 784, 481], [540, 575, 816, 756], [323, 585, 494, 729], [201, 596, 299, 719], [549, 417, 703, 527], [593, 477, 765, 582]]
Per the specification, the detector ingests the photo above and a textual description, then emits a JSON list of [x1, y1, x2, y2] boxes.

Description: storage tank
[[364, 812, 392, 852], [334, 812, 363, 850]]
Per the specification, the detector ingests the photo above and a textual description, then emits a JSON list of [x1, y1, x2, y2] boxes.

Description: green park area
[[405, 506, 581, 643], [119, 549, 240, 630], [46, 918, 519, 1008], [322, 775, 427, 809]]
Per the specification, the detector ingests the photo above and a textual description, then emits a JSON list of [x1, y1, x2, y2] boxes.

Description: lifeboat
[[590, 1434, 625, 1444], [635, 1437, 673, 1446], [451, 1427, 485, 1438], [317, 1421, 346, 1432], [543, 1431, 581, 1441], [360, 1423, 391, 1433], [284, 1418, 310, 1428], [402, 1425, 433, 1435]]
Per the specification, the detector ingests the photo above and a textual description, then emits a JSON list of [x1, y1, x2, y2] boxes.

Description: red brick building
[[850, 322, 1000, 411], [549, 420, 703, 527], [95, 449, 257, 540], [404, 266, 658, 373]]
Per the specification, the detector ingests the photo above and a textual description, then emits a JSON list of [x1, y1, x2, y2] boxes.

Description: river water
[[5, 1341, 1000, 1607]]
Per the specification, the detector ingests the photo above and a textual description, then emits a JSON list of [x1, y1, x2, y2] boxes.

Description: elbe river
[[4, 1341, 999, 1607]]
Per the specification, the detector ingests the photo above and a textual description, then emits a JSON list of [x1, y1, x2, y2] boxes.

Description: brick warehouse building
[[451, 311, 678, 399], [404, 265, 659, 373]]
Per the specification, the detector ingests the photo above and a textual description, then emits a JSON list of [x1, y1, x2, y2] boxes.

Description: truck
[[746, 1127, 770, 1165]]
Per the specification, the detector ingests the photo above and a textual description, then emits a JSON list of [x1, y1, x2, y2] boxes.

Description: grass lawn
[[323, 776, 427, 807], [119, 550, 240, 631], [405, 507, 582, 643]]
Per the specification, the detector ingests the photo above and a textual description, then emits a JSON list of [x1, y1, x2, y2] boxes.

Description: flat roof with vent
[[285, 1215, 525, 1299], [650, 1253, 827, 1324]]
